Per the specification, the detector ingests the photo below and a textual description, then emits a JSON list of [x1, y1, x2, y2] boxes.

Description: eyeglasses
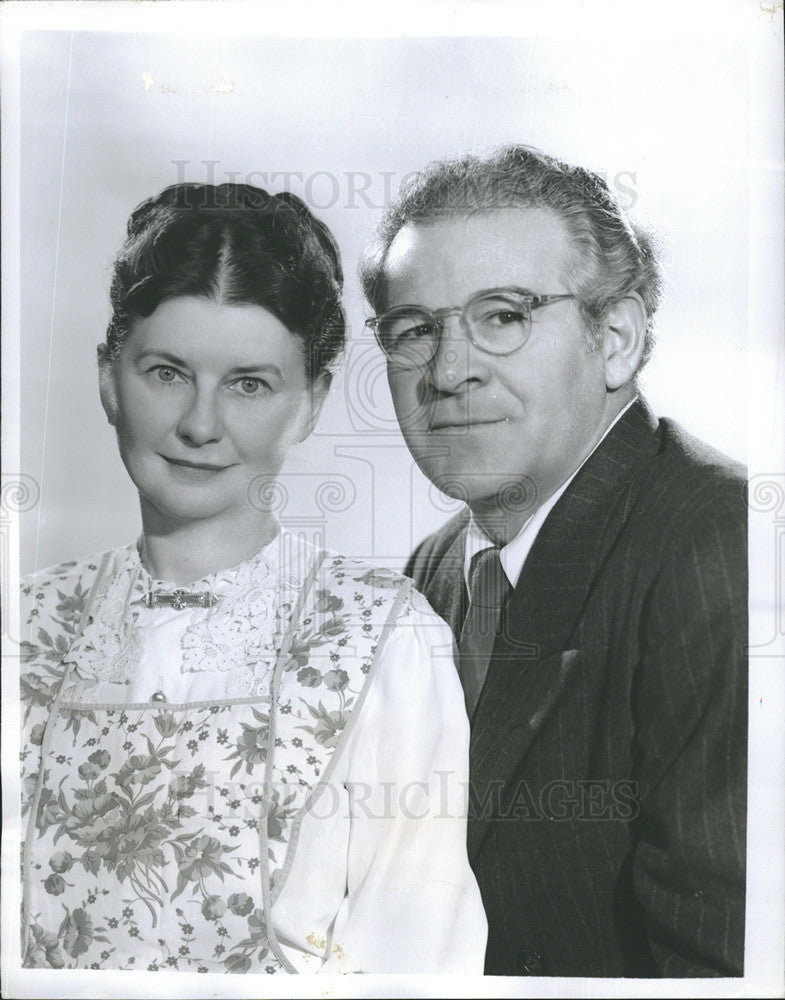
[[366, 287, 576, 369]]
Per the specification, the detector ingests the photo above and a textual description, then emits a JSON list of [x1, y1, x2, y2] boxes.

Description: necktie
[[458, 546, 511, 719]]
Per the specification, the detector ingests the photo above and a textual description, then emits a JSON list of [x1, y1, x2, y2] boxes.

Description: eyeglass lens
[[377, 292, 532, 367]]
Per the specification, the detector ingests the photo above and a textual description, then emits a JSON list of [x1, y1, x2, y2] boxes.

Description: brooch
[[140, 589, 219, 610]]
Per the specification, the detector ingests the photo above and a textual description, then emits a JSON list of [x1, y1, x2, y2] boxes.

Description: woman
[[19, 183, 486, 974]]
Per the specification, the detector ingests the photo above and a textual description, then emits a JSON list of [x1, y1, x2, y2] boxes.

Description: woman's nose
[[176, 388, 224, 446]]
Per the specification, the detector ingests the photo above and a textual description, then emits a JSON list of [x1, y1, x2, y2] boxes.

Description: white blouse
[[20, 532, 487, 975]]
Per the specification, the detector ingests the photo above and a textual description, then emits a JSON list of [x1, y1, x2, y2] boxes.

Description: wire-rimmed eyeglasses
[[366, 287, 576, 369]]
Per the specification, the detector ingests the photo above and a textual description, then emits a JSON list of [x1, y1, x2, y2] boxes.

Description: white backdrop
[[14, 25, 757, 575], [2, 4, 784, 1000]]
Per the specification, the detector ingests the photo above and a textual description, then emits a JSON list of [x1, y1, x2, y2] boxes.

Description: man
[[360, 146, 747, 977]]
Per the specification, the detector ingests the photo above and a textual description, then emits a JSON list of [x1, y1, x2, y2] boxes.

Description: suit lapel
[[468, 399, 662, 859], [468, 647, 581, 857]]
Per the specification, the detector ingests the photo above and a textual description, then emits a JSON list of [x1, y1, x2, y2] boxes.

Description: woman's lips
[[162, 456, 233, 476], [163, 456, 229, 470]]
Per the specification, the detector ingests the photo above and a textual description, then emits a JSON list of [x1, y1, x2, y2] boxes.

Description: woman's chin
[[137, 487, 236, 526]]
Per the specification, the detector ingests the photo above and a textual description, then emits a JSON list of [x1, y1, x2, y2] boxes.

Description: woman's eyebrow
[[230, 364, 284, 378], [136, 350, 189, 367]]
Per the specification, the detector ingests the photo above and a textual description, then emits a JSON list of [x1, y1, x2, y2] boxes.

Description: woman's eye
[[153, 366, 182, 383], [236, 377, 267, 395]]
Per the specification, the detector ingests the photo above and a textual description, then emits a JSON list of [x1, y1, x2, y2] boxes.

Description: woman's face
[[99, 296, 328, 527]]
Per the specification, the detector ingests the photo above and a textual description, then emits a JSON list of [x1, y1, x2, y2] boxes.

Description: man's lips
[[428, 417, 508, 431]]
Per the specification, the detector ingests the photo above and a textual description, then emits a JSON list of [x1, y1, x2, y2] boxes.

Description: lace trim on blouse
[[60, 535, 316, 701]]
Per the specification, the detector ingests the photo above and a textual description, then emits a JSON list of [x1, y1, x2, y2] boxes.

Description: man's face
[[382, 207, 615, 526]]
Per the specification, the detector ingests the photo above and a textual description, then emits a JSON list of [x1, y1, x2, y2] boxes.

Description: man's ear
[[97, 344, 120, 426], [297, 372, 332, 442], [601, 294, 647, 390]]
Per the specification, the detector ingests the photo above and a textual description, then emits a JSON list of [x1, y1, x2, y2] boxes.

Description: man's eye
[[396, 323, 433, 342], [485, 309, 525, 327]]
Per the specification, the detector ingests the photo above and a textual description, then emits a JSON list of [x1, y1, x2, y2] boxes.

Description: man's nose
[[426, 316, 478, 393], [176, 386, 224, 446]]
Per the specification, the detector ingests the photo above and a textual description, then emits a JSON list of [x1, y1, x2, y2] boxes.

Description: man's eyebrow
[[495, 286, 538, 296], [471, 285, 539, 298]]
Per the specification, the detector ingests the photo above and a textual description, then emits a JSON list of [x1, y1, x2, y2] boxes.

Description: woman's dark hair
[[106, 183, 345, 381]]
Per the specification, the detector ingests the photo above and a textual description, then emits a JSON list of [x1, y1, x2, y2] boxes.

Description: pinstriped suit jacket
[[405, 399, 747, 977]]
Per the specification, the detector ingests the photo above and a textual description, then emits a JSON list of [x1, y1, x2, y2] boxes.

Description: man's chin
[[428, 470, 540, 515], [430, 473, 492, 506]]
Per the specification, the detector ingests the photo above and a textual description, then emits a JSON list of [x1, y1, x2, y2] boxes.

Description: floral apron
[[20, 545, 409, 972]]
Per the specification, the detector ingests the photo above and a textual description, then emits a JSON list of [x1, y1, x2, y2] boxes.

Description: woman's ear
[[97, 344, 120, 426], [298, 372, 332, 442], [601, 294, 647, 390]]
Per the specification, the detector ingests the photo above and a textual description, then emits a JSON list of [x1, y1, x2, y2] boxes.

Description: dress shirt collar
[[463, 397, 638, 589]]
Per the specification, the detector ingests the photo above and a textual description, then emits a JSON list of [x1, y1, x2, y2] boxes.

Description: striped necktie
[[458, 545, 511, 719]]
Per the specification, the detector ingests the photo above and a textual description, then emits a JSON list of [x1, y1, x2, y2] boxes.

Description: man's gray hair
[[360, 145, 663, 370]]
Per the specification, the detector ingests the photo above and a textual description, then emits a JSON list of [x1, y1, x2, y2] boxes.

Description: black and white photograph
[[1, 1, 783, 997]]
